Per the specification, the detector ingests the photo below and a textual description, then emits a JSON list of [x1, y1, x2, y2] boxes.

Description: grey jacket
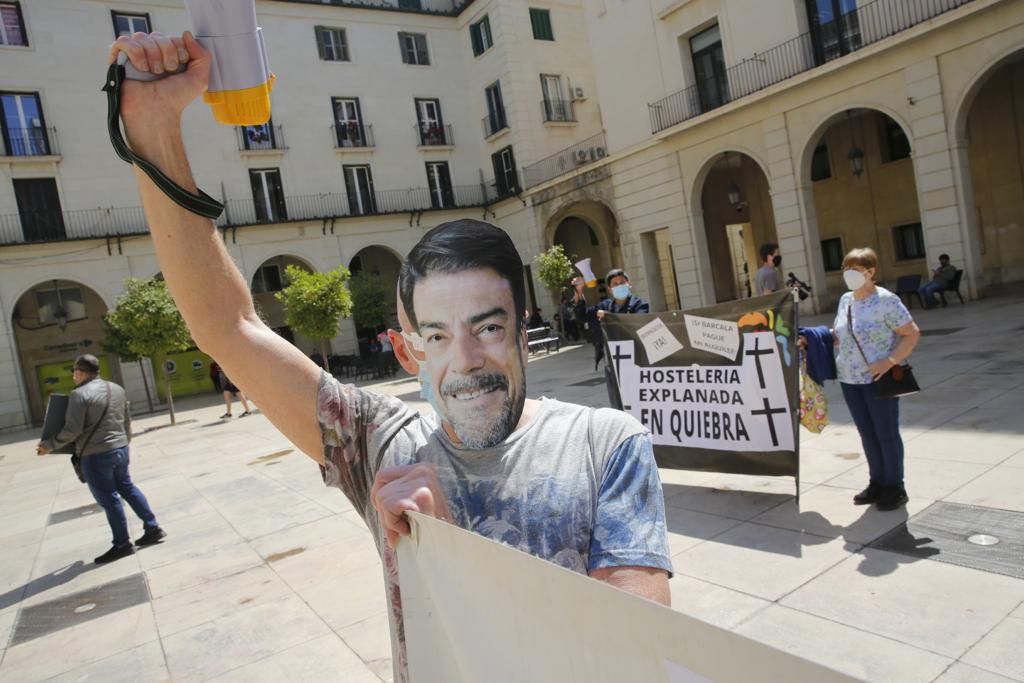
[[43, 377, 131, 457]]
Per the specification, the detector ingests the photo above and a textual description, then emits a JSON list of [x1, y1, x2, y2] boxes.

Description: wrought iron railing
[[237, 124, 287, 152], [541, 99, 576, 123], [0, 183, 510, 245], [482, 111, 509, 139], [1, 126, 59, 157], [332, 122, 375, 148], [523, 131, 607, 189], [649, 0, 973, 134], [416, 122, 455, 146]]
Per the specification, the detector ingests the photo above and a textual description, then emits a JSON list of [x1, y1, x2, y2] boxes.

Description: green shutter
[[530, 8, 553, 41], [470, 22, 483, 56]]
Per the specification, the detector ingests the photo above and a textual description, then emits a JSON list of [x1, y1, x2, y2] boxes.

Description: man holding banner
[[109, 32, 672, 682]]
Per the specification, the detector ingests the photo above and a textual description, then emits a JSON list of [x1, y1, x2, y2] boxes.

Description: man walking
[[37, 355, 165, 564]]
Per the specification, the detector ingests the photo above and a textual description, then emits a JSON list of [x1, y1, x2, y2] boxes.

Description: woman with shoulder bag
[[834, 248, 921, 511]]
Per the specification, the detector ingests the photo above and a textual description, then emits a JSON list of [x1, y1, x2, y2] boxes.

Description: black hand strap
[[846, 303, 871, 367], [103, 62, 224, 219]]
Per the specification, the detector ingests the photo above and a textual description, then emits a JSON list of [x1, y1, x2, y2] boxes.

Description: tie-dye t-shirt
[[833, 287, 914, 384], [316, 372, 672, 682]]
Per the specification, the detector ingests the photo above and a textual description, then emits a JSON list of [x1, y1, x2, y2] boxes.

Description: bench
[[938, 269, 965, 306], [527, 326, 561, 354]]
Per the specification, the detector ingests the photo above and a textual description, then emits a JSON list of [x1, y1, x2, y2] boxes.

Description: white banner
[[609, 331, 794, 452], [399, 513, 859, 683]]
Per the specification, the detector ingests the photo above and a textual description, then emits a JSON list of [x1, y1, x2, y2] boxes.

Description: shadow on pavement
[[0, 560, 99, 612]]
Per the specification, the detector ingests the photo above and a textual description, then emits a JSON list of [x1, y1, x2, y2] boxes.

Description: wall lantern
[[847, 144, 865, 177]]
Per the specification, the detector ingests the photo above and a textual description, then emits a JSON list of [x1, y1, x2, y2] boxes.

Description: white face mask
[[843, 269, 867, 291]]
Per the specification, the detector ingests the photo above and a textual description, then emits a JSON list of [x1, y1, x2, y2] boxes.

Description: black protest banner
[[602, 290, 799, 478]]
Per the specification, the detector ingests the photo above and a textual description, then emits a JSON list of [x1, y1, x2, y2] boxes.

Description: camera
[[786, 272, 812, 301]]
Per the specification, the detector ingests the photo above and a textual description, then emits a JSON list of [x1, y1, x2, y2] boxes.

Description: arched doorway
[[546, 200, 623, 311], [249, 255, 317, 353], [800, 108, 922, 303], [348, 246, 402, 356], [11, 279, 116, 424], [954, 51, 1024, 290], [697, 152, 777, 303]]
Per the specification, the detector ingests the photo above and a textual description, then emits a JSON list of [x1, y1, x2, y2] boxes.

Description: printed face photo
[[412, 268, 527, 448]]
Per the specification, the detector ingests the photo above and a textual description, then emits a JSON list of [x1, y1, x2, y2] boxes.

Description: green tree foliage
[[349, 273, 393, 331], [535, 244, 575, 290], [275, 265, 353, 369], [104, 277, 192, 424]]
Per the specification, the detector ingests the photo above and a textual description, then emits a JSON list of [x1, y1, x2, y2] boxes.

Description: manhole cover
[[869, 502, 1024, 578], [11, 573, 150, 645]]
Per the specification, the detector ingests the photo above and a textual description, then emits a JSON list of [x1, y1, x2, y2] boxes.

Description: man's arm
[[111, 32, 323, 461], [588, 432, 673, 606]]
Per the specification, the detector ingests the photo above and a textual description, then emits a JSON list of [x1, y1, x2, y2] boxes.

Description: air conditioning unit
[[591, 146, 607, 159], [574, 149, 591, 164], [572, 87, 586, 100]]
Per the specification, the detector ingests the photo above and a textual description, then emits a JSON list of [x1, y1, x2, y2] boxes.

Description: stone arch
[[543, 199, 622, 304], [690, 150, 777, 303], [796, 106, 923, 303], [948, 47, 1024, 290], [249, 254, 317, 352], [348, 245, 404, 356], [10, 279, 117, 424]]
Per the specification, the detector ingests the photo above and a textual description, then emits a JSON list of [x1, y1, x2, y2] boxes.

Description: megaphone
[[575, 258, 598, 289], [121, 0, 275, 125]]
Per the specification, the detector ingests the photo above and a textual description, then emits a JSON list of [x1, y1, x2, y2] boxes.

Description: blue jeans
[[840, 383, 905, 489], [918, 280, 945, 305], [80, 446, 158, 547]]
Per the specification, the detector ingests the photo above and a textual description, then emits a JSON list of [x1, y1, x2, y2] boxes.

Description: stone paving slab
[[0, 293, 1021, 681]]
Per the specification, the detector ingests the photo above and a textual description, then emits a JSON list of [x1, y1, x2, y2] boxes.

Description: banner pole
[[793, 288, 801, 505]]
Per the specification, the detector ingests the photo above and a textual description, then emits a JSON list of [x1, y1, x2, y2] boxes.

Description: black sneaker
[[876, 488, 909, 512], [853, 482, 882, 505], [135, 527, 167, 547], [239, 411, 251, 417], [95, 544, 135, 564]]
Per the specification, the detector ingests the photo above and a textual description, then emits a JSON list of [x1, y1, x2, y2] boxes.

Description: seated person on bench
[[918, 254, 957, 309]]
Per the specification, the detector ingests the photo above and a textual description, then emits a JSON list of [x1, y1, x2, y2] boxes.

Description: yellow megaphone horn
[[575, 258, 598, 289]]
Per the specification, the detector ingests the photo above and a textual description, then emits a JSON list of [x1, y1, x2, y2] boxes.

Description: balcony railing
[[482, 111, 509, 139], [416, 122, 455, 146], [649, 0, 973, 134], [542, 99, 576, 123], [523, 131, 607, 189], [237, 125, 287, 152], [0, 183, 515, 246], [332, 122, 375, 148], [1, 126, 59, 157]]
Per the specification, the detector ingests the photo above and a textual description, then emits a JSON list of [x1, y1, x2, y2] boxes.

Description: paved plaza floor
[[1, 292, 1023, 682]]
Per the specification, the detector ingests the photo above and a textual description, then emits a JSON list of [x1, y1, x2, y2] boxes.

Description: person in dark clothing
[[593, 269, 651, 319], [37, 354, 165, 564], [528, 308, 545, 328]]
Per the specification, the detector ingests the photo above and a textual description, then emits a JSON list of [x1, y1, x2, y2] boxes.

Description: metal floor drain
[[920, 327, 966, 337], [570, 377, 606, 387], [11, 573, 150, 646], [47, 503, 102, 526], [869, 502, 1024, 579]]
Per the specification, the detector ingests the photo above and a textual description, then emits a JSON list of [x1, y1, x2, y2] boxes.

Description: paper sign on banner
[[684, 314, 740, 360], [636, 318, 684, 364]]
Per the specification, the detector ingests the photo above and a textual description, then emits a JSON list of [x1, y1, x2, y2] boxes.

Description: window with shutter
[[530, 8, 553, 41]]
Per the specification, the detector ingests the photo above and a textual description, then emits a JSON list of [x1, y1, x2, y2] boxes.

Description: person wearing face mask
[[833, 248, 921, 511], [594, 269, 650, 320], [755, 243, 782, 295]]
